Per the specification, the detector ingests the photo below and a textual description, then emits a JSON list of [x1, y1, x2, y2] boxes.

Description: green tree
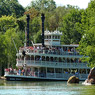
[[0, 33, 7, 75], [61, 8, 83, 44], [16, 16, 26, 31], [78, 0, 95, 67], [33, 30, 42, 43], [30, 0, 56, 12], [48, 15, 58, 31], [8, 0, 25, 17], [0, 15, 26, 33], [0, 16, 17, 33], [0, 0, 25, 17], [0, 28, 23, 75], [3, 28, 23, 68], [78, 27, 95, 67]]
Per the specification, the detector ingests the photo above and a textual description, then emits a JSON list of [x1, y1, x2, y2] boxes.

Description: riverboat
[[4, 14, 90, 81]]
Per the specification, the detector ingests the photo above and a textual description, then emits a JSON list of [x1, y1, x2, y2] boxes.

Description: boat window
[[53, 36, 54, 39], [49, 36, 51, 39], [35, 56, 40, 61], [59, 57, 62, 62], [71, 69, 78, 74], [46, 56, 49, 61], [46, 36, 48, 39], [79, 69, 86, 74], [67, 58, 70, 63], [64, 69, 70, 74], [71, 58, 74, 63], [55, 68, 62, 73], [58, 36, 60, 39], [87, 69, 90, 74], [26, 55, 30, 60], [42, 56, 45, 61], [50, 57, 53, 61], [47, 68, 54, 73], [63, 58, 65, 62], [54, 57, 58, 62], [55, 36, 57, 39], [31, 56, 34, 60]]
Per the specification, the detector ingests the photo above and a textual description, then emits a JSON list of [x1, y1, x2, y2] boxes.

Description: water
[[0, 79, 95, 95]]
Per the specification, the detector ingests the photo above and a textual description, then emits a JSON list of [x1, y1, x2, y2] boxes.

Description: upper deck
[[44, 30, 62, 46], [17, 44, 80, 58], [16, 30, 89, 69], [17, 29, 80, 57]]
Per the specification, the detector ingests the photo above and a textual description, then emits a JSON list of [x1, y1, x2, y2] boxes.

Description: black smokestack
[[26, 15, 30, 46], [41, 13, 45, 47]]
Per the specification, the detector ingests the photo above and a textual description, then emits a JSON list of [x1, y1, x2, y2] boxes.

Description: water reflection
[[0, 79, 95, 95]]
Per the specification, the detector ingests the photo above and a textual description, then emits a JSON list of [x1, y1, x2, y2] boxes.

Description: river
[[0, 79, 95, 95]]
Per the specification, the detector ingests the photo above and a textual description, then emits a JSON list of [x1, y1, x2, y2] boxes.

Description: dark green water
[[0, 79, 95, 95]]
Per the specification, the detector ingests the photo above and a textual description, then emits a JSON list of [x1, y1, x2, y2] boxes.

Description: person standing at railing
[[39, 57, 41, 60], [59, 47, 63, 55], [18, 69, 21, 75], [22, 69, 24, 75], [68, 49, 70, 52]]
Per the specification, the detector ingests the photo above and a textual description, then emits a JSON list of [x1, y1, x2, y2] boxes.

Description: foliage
[[78, 0, 95, 67], [0, 16, 24, 75], [3, 28, 23, 68], [78, 27, 95, 67], [0, 0, 25, 17], [61, 8, 83, 44], [24, 8, 40, 20], [33, 30, 42, 43], [0, 16, 17, 32], [30, 0, 56, 12]]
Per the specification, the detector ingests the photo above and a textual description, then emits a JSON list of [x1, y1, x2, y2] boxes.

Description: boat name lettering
[[16, 78, 21, 80], [10, 78, 15, 80]]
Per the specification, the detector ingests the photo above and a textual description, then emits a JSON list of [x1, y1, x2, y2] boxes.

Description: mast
[[41, 13, 45, 47]]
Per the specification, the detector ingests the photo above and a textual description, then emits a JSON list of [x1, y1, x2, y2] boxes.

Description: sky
[[18, 0, 91, 9]]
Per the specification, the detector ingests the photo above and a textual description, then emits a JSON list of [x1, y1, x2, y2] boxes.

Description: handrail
[[19, 49, 80, 56], [16, 60, 88, 68]]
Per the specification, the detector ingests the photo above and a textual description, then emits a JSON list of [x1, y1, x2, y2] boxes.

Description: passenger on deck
[[18, 69, 21, 75], [22, 69, 24, 75], [68, 49, 70, 52]]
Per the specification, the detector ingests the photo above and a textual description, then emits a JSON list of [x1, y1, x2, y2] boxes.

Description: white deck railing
[[46, 73, 88, 80], [19, 49, 80, 56], [5, 70, 88, 80], [16, 60, 88, 68]]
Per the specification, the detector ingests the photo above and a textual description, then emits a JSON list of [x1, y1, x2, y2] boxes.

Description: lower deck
[[5, 71, 88, 81], [5, 65, 90, 81]]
